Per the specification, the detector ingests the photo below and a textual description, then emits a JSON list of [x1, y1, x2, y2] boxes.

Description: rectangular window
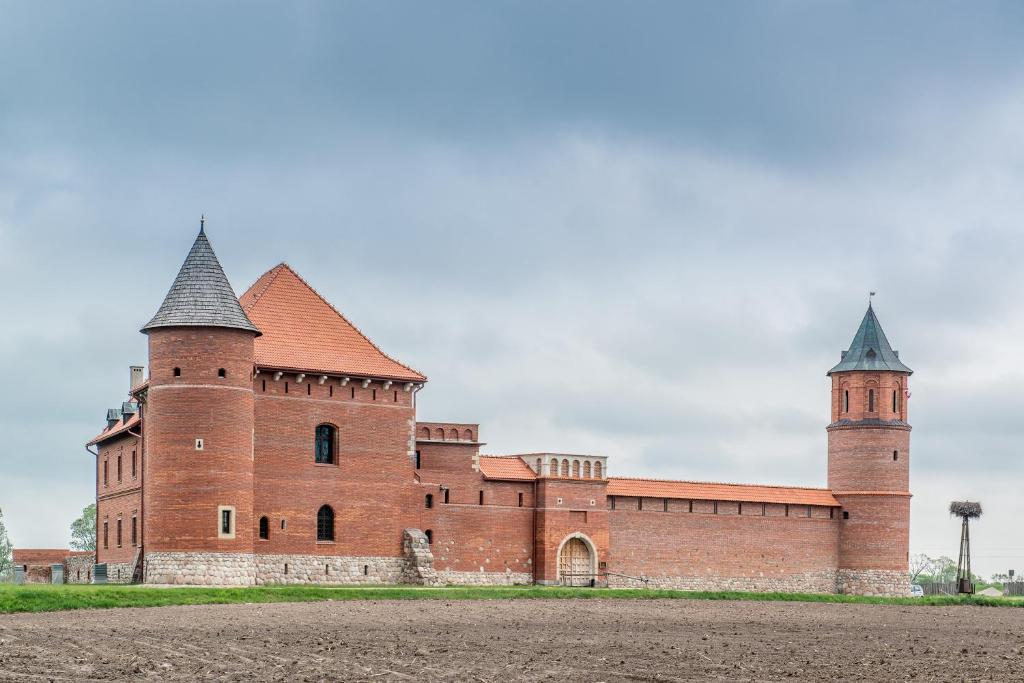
[[117, 455, 122, 482], [415, 450, 421, 469], [103, 460, 108, 487], [217, 506, 236, 539], [610, 496, 616, 510], [103, 521, 109, 549], [116, 519, 122, 547], [868, 389, 875, 412], [518, 492, 524, 507], [131, 450, 137, 478], [131, 516, 138, 546]]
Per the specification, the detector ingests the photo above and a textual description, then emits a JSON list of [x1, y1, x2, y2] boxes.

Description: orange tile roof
[[12, 549, 72, 564], [478, 456, 538, 481], [239, 264, 425, 382], [607, 477, 839, 506], [87, 413, 141, 447]]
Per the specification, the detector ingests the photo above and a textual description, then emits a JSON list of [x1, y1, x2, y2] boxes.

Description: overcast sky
[[2, 2, 1023, 578]]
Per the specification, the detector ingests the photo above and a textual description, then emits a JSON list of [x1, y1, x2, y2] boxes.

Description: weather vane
[[869, 291, 876, 305], [200, 213, 206, 234]]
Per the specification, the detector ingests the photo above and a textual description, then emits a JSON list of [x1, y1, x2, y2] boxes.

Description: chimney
[[130, 366, 145, 391]]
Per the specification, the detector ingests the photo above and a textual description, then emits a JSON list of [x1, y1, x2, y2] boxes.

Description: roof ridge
[[240, 263, 287, 314], [607, 475, 831, 492], [263, 263, 427, 381]]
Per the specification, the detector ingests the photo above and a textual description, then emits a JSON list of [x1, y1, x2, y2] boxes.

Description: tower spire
[[827, 303, 911, 376], [141, 225, 260, 335]]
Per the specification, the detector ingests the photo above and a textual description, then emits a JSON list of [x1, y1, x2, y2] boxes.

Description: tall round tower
[[827, 303, 912, 596], [141, 223, 261, 585]]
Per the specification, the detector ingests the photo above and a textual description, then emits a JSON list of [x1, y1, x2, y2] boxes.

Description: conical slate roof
[[827, 303, 910, 375], [142, 226, 260, 335]]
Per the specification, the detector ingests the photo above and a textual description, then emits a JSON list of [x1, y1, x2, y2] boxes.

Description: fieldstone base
[[256, 554, 407, 585], [607, 569, 839, 594], [402, 529, 439, 586], [435, 570, 533, 586], [65, 554, 96, 584], [104, 562, 136, 584], [838, 569, 910, 597], [145, 552, 256, 586]]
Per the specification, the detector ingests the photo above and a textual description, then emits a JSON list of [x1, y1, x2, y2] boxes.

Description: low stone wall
[[255, 554, 407, 585], [838, 569, 909, 597], [105, 562, 136, 584], [435, 570, 533, 586], [607, 569, 840, 594], [144, 552, 256, 586], [65, 554, 95, 584]]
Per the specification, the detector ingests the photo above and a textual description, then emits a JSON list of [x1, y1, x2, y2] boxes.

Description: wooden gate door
[[559, 538, 592, 587]]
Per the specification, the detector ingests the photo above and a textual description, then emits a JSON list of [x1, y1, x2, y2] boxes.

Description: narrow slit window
[[329, 385, 333, 397], [350, 387, 355, 399], [893, 450, 898, 461], [843, 390, 849, 412], [285, 381, 289, 394], [478, 490, 484, 505], [443, 489, 450, 504], [868, 389, 875, 412], [116, 519, 122, 547], [307, 383, 311, 395], [518, 492, 524, 507], [131, 516, 137, 546], [103, 521, 109, 549], [893, 389, 898, 413]]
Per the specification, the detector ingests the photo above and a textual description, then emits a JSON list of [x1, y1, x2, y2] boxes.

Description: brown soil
[[1, 599, 1022, 681]]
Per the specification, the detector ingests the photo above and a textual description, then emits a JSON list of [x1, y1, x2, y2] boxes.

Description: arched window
[[572, 460, 580, 478], [435, 428, 445, 440], [594, 461, 603, 479], [550, 458, 558, 476], [317, 505, 334, 541], [868, 389, 875, 413], [536, 458, 542, 473], [259, 516, 269, 540], [464, 429, 473, 441], [561, 459, 569, 477], [419, 426, 430, 439], [315, 425, 335, 464], [449, 428, 459, 440], [583, 461, 592, 478]]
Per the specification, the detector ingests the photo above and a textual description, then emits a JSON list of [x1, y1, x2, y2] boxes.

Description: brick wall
[[608, 500, 840, 591]]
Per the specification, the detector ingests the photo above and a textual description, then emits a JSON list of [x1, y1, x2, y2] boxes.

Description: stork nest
[[949, 501, 983, 518]]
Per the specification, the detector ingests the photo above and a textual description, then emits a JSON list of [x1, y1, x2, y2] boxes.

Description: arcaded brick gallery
[[71, 225, 913, 594]]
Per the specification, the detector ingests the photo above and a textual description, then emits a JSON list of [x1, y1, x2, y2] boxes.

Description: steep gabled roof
[[607, 477, 840, 506], [479, 456, 537, 481], [239, 264, 425, 381], [827, 303, 911, 376], [142, 227, 259, 335]]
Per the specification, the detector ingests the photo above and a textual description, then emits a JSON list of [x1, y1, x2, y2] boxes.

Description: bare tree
[[0, 508, 13, 581], [909, 553, 933, 583]]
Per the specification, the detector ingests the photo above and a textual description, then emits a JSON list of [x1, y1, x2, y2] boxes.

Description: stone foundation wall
[[255, 554, 407, 585], [105, 562, 136, 584], [435, 570, 533, 586], [145, 552, 256, 585], [838, 569, 909, 597], [607, 569, 839, 594], [65, 555, 96, 584]]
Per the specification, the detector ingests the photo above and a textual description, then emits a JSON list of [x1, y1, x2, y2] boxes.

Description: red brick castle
[[71, 225, 911, 594]]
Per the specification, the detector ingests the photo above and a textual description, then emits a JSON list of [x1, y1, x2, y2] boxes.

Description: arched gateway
[[557, 534, 596, 587]]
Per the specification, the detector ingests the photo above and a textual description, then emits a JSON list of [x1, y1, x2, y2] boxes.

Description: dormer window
[[865, 348, 876, 360]]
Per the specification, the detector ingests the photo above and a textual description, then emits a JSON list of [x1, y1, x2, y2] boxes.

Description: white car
[[910, 584, 925, 597]]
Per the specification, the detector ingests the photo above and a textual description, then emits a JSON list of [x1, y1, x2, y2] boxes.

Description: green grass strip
[[1, 583, 1022, 615]]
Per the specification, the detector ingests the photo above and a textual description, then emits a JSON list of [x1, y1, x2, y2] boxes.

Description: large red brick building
[[75, 225, 912, 594]]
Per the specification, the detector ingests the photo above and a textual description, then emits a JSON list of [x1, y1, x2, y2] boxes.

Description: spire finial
[[199, 214, 206, 234]]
